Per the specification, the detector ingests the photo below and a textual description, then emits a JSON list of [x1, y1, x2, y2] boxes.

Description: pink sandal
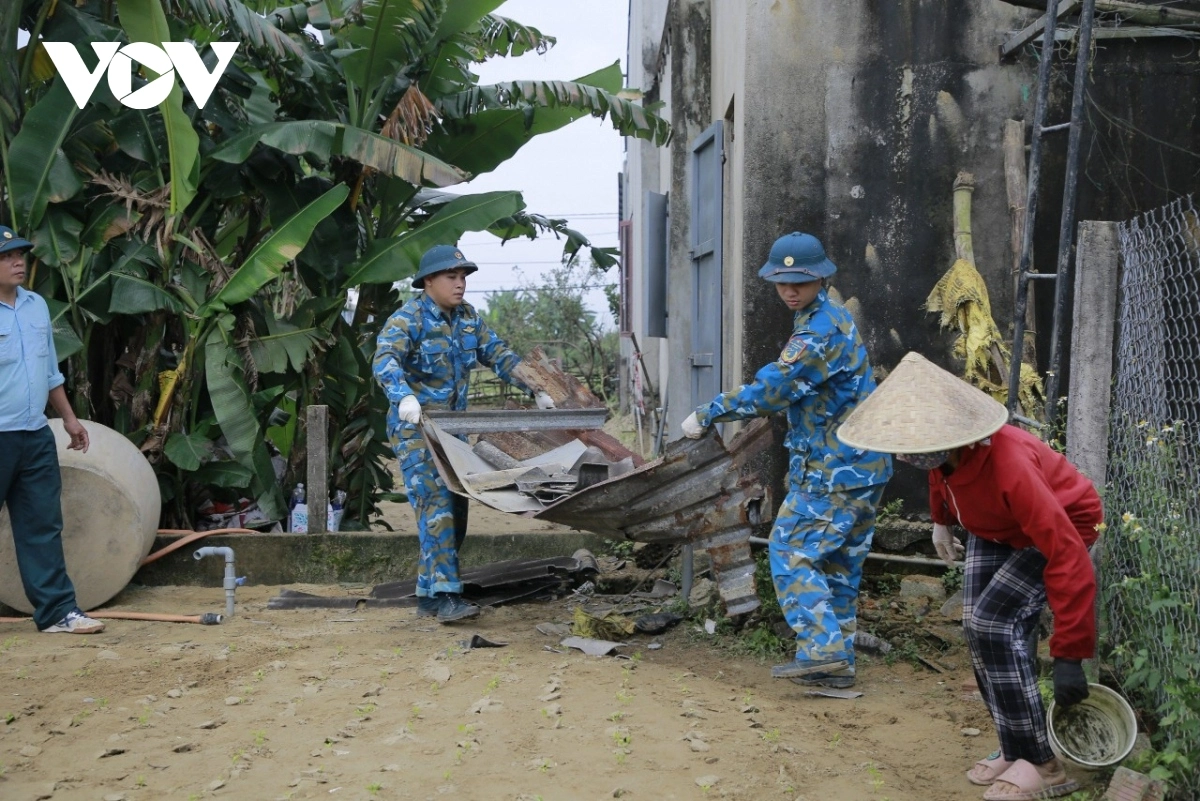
[[967, 751, 1014, 786], [982, 759, 1079, 801]]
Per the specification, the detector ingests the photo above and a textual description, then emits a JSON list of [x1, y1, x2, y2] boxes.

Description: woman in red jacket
[[837, 353, 1102, 801]]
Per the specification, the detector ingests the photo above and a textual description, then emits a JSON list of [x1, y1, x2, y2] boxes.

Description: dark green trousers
[[0, 427, 77, 629]]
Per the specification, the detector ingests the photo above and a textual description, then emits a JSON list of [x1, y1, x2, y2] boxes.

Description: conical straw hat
[[837, 352, 1010, 453]]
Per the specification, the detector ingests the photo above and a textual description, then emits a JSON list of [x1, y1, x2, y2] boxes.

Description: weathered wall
[[711, 0, 748, 422], [664, 0, 714, 432], [738, 0, 1030, 506], [635, 0, 1200, 518], [623, 0, 672, 402]]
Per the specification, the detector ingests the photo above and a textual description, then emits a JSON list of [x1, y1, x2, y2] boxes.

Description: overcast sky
[[455, 0, 628, 327]]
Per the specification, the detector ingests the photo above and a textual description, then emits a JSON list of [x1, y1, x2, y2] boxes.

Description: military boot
[[436, 594, 480, 623]]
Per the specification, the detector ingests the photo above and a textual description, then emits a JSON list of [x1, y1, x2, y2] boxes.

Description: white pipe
[[194, 546, 237, 617]]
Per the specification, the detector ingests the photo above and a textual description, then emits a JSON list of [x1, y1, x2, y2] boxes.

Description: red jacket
[[928, 424, 1103, 659]]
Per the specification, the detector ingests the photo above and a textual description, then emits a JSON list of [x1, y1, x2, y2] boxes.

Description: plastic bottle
[[328, 490, 347, 532], [289, 483, 308, 533]]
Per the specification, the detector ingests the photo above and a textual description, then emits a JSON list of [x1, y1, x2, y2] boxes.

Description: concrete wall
[[622, 0, 672, 415], [712, 0, 747, 433], [663, 0, 714, 433], [625, 0, 1200, 514], [735, 0, 1030, 504]]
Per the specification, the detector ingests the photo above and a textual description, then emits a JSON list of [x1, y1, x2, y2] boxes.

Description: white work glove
[[932, 523, 964, 565], [681, 412, 706, 439], [398, 395, 422, 425], [534, 390, 556, 410]]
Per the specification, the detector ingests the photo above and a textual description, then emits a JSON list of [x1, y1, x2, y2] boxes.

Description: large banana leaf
[[6, 80, 83, 230], [424, 3, 541, 96], [439, 71, 671, 145], [212, 121, 468, 186], [172, 0, 308, 61], [193, 460, 254, 489], [200, 183, 349, 313], [44, 299, 85, 361], [340, 0, 446, 94], [425, 62, 669, 176], [0, 1, 20, 127], [432, 0, 504, 41], [164, 432, 212, 471], [109, 273, 186, 315], [30, 207, 84, 268], [117, 0, 201, 216], [247, 319, 323, 374], [204, 316, 284, 519], [345, 190, 523, 287]]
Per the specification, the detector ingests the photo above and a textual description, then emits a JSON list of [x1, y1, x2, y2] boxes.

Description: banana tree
[[3, 0, 670, 530]]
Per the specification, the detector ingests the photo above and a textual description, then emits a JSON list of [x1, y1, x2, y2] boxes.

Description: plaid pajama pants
[[962, 534, 1054, 764]]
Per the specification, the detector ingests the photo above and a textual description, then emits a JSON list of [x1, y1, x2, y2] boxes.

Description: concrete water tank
[[0, 419, 160, 614]]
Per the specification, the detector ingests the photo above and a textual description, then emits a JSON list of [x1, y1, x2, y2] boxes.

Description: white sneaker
[[40, 608, 105, 634]]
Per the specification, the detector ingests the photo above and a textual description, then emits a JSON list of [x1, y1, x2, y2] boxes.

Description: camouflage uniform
[[373, 292, 529, 597], [694, 288, 892, 671]]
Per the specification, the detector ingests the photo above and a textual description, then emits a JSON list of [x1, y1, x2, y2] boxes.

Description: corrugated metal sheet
[[425, 416, 775, 617]]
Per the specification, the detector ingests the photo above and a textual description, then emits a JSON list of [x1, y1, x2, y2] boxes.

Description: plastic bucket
[[1047, 683, 1138, 769]]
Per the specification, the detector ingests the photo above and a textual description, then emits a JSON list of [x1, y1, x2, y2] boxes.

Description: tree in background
[[482, 256, 618, 402], [0, 0, 668, 528]]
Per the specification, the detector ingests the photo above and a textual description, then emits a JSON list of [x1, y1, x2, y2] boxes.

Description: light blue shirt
[[0, 287, 64, 432]]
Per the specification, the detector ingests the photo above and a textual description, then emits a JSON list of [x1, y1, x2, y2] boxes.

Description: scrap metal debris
[[559, 636, 627, 657], [266, 551, 598, 610], [457, 634, 507, 650], [424, 415, 775, 617]]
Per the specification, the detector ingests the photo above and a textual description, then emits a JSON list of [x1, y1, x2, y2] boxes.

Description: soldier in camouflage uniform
[[373, 245, 554, 623], [681, 232, 892, 688]]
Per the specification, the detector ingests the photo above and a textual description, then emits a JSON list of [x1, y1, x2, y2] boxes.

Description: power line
[[470, 259, 603, 266], [462, 283, 614, 295], [459, 232, 620, 245]]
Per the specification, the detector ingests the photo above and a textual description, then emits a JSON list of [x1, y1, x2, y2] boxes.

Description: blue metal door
[[689, 120, 723, 407]]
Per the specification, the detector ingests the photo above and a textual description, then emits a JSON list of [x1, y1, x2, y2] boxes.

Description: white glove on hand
[[534, 390, 556, 410], [398, 395, 422, 425], [932, 523, 965, 565], [681, 412, 706, 439]]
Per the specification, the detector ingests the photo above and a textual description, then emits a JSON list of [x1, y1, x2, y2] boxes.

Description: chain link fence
[[1105, 196, 1200, 796]]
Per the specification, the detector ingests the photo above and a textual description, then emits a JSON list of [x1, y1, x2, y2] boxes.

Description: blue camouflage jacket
[[694, 289, 892, 493], [372, 292, 529, 440]]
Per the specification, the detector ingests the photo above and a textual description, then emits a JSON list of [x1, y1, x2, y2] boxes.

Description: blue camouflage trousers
[[391, 433, 469, 598], [770, 484, 886, 670]]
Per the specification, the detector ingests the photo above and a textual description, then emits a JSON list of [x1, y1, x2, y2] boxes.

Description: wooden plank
[[1063, 25, 1200, 39], [1001, 0, 1081, 59], [999, 0, 1200, 26], [1003, 119, 1038, 371]]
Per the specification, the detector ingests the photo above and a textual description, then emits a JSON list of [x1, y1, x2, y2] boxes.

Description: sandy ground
[[0, 573, 1105, 801]]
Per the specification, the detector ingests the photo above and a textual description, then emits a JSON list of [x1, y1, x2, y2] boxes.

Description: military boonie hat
[[412, 244, 478, 288], [758, 232, 837, 282], [836, 352, 1010, 453], [0, 225, 33, 255]]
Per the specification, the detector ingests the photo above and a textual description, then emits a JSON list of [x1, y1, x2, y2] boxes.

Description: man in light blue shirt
[[0, 225, 103, 634]]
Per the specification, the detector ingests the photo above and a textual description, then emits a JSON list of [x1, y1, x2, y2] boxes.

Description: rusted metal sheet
[[266, 553, 599, 610], [423, 348, 774, 616], [426, 408, 608, 433], [531, 419, 774, 616], [426, 415, 776, 617], [495, 347, 646, 467], [510, 347, 607, 411]]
